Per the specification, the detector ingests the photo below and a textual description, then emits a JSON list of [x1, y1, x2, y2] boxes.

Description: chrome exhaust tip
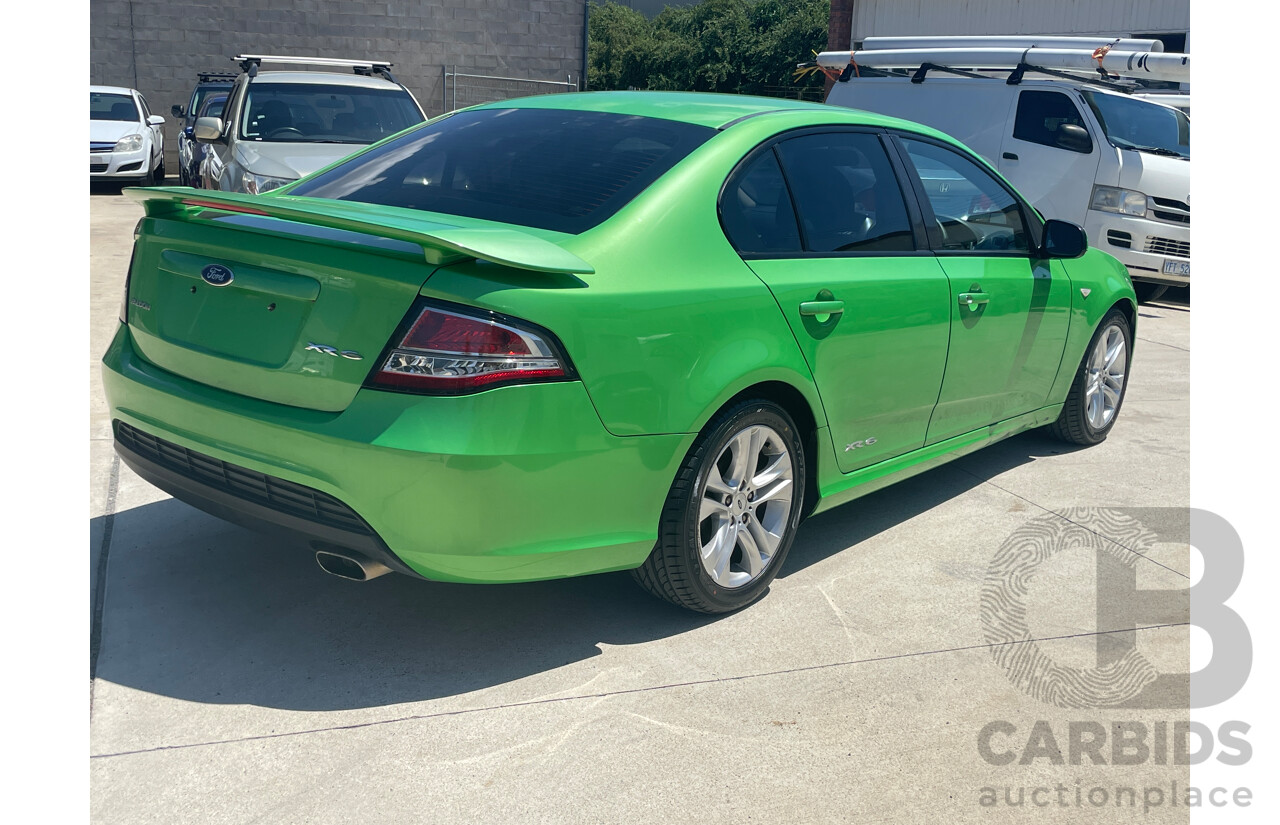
[[315, 549, 391, 582]]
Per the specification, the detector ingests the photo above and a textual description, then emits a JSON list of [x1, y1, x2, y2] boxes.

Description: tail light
[[366, 299, 575, 395], [119, 230, 141, 324]]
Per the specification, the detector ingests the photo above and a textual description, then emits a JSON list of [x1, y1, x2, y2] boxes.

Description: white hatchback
[[91, 86, 165, 185]]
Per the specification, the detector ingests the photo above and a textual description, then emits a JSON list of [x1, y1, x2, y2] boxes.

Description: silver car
[[194, 55, 426, 194]]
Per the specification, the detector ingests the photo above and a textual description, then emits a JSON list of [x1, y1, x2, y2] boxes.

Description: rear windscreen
[[288, 107, 717, 234]]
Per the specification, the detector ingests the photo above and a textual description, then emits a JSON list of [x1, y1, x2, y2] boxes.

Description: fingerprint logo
[[980, 508, 1162, 708]]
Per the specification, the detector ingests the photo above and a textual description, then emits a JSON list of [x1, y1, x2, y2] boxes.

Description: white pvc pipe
[[815, 48, 1191, 83], [861, 36, 1164, 53]]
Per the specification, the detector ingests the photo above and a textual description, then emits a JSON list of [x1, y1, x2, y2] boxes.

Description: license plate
[[1162, 260, 1190, 277]]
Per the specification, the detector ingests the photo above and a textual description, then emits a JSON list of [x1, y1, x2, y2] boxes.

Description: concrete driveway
[[90, 187, 1192, 824]]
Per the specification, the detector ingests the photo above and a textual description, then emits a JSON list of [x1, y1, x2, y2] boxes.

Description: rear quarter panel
[[419, 119, 829, 438]]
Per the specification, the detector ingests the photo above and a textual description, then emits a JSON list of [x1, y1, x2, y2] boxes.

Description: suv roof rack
[[232, 54, 396, 82], [196, 71, 238, 83]]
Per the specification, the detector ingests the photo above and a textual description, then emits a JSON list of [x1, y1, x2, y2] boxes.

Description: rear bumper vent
[[114, 421, 373, 535]]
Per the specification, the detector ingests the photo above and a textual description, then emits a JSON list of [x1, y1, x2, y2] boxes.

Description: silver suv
[[194, 55, 426, 194]]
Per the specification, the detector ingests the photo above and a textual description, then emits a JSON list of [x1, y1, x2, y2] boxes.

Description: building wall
[[849, 0, 1189, 43], [90, 1, 587, 166]]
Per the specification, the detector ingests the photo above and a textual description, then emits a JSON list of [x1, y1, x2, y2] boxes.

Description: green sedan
[[102, 92, 1135, 613]]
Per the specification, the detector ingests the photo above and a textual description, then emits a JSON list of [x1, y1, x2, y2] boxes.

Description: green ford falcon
[[102, 91, 1135, 613]]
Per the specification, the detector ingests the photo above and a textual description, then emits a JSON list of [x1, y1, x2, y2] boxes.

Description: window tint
[[720, 150, 801, 255], [91, 92, 138, 122], [900, 138, 1031, 253], [190, 84, 233, 124], [1013, 90, 1091, 153], [291, 108, 716, 234], [775, 132, 914, 254], [199, 94, 227, 120], [240, 82, 424, 144], [1082, 89, 1189, 159]]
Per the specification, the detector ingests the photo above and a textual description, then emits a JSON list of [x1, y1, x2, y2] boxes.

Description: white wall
[[850, 0, 1189, 41]]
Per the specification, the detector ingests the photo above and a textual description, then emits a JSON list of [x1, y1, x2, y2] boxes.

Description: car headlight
[[243, 171, 292, 195], [114, 134, 144, 153], [1090, 186, 1149, 217]]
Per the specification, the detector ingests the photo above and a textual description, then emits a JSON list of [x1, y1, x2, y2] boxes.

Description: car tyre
[[154, 158, 165, 185], [1133, 282, 1168, 304], [631, 399, 806, 613], [1047, 307, 1132, 446]]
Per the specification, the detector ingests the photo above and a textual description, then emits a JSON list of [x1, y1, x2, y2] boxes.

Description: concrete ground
[[90, 187, 1192, 824]]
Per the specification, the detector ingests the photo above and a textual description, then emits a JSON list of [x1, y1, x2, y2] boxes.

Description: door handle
[[799, 300, 845, 317], [1002, 152, 1019, 161], [958, 292, 990, 310]]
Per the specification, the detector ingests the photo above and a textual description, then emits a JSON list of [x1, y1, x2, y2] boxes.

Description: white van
[[826, 76, 1190, 302]]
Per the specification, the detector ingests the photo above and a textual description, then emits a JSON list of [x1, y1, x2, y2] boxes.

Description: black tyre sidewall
[[677, 402, 806, 612], [1073, 310, 1133, 443]]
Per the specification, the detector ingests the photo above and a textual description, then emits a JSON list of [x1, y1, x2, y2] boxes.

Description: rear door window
[[719, 150, 802, 255], [774, 132, 915, 254]]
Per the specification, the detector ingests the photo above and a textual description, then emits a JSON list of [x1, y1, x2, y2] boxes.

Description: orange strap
[[1092, 39, 1119, 70]]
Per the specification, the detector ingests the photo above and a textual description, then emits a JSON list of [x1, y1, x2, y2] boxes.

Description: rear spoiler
[[122, 187, 594, 275]]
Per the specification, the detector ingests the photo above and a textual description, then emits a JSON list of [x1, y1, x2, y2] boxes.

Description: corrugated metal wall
[[850, 0, 1189, 41]]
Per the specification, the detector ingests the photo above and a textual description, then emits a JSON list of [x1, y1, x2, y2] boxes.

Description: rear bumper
[[1085, 210, 1189, 287], [113, 420, 423, 578], [102, 324, 692, 583]]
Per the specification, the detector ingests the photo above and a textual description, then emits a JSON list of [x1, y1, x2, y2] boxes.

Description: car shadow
[[92, 496, 716, 713], [782, 428, 1082, 576], [91, 429, 1081, 713]]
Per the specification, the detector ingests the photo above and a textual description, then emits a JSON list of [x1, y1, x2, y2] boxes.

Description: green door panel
[[926, 256, 1072, 442], [748, 257, 952, 472]]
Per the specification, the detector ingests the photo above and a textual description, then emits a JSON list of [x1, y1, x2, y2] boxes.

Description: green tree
[[587, 2, 654, 90], [588, 0, 828, 99]]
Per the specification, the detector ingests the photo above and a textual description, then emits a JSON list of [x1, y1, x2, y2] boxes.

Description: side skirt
[[810, 404, 1063, 516]]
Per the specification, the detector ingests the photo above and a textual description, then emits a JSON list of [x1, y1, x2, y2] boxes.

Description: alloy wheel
[[1084, 323, 1127, 429], [697, 424, 794, 588]]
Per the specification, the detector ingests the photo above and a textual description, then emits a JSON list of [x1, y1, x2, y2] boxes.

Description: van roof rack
[[232, 54, 396, 82], [807, 36, 1189, 89]]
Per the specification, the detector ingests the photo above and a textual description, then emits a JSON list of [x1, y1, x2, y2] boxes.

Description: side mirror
[[194, 116, 224, 143], [1054, 123, 1093, 154], [171, 104, 185, 119], [147, 114, 165, 127], [1040, 219, 1088, 259]]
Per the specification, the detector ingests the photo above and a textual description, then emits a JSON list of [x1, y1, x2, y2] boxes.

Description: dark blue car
[[171, 72, 235, 186]]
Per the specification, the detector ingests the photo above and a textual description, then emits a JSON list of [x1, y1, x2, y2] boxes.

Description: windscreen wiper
[[1123, 144, 1186, 158]]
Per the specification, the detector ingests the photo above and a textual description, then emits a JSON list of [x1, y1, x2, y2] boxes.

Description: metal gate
[[442, 67, 577, 113]]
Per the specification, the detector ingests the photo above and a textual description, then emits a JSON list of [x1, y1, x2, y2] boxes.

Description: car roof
[[468, 90, 959, 141], [249, 71, 403, 90], [90, 85, 137, 96]]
